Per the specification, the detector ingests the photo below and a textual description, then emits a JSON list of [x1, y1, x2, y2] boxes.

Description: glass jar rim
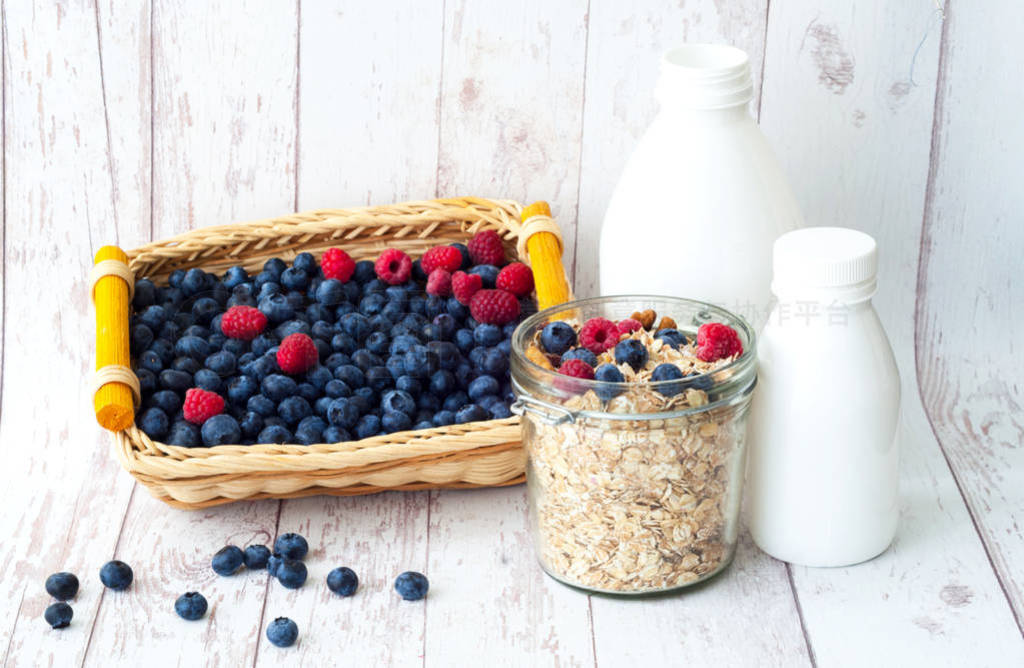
[[511, 294, 757, 416]]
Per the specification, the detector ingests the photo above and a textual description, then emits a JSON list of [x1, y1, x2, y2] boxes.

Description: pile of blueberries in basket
[[130, 229, 537, 447], [43, 531, 429, 649]]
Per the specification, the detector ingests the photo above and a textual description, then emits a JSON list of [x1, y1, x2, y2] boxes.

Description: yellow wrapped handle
[[92, 246, 136, 431], [519, 201, 571, 312]]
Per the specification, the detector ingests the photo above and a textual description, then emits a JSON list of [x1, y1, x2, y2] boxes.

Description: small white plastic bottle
[[746, 227, 900, 567], [600, 44, 802, 326]]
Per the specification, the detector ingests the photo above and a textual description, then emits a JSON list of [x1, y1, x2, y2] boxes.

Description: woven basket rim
[[116, 197, 537, 498]]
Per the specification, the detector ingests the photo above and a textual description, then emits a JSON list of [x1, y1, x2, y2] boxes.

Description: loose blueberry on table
[[174, 592, 208, 621], [266, 617, 299, 648], [130, 233, 534, 446], [276, 559, 308, 589], [394, 571, 429, 601], [211, 545, 245, 576], [273, 532, 309, 560], [326, 566, 359, 597], [243, 544, 271, 569], [45, 572, 79, 601], [99, 560, 133, 591], [44, 602, 73, 629]]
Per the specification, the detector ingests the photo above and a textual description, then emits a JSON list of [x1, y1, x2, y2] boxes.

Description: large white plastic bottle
[[746, 227, 901, 567], [599, 44, 802, 326]]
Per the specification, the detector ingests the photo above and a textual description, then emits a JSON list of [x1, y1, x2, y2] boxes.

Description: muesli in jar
[[512, 297, 756, 594]]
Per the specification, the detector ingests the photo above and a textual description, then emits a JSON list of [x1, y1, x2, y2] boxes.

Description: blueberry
[[167, 420, 201, 446], [496, 339, 512, 357], [381, 389, 416, 416], [261, 374, 298, 402], [454, 329, 475, 353], [395, 375, 421, 397], [244, 545, 272, 570], [684, 371, 714, 392], [175, 335, 211, 360], [429, 370, 457, 396], [160, 286, 185, 307], [44, 602, 73, 629], [99, 560, 133, 590], [424, 295, 446, 319], [212, 545, 245, 576], [488, 402, 512, 419], [365, 366, 394, 392], [394, 571, 429, 601], [259, 294, 296, 324], [277, 396, 312, 426], [136, 368, 157, 395], [223, 265, 249, 288], [251, 334, 279, 357], [473, 324, 502, 348], [350, 349, 381, 372], [280, 267, 309, 291], [456, 404, 489, 424], [358, 293, 386, 317], [320, 379, 348, 400], [202, 414, 241, 446], [45, 572, 79, 601], [239, 411, 264, 439], [404, 346, 439, 378], [480, 348, 508, 375], [223, 338, 248, 357], [388, 334, 419, 357], [650, 363, 685, 397], [443, 391, 470, 413], [149, 338, 176, 364], [192, 369, 220, 393], [170, 355, 201, 375], [148, 389, 181, 415], [355, 414, 381, 439], [133, 278, 157, 309], [364, 332, 389, 355], [259, 424, 292, 443], [139, 305, 167, 331], [263, 257, 287, 279], [138, 407, 170, 440], [266, 617, 299, 648], [340, 313, 372, 341], [276, 559, 308, 589], [326, 398, 360, 428], [540, 322, 576, 355], [468, 264, 499, 288], [654, 328, 688, 349], [309, 321, 334, 342], [381, 301, 405, 323], [168, 269, 186, 288], [334, 364, 365, 388], [273, 532, 308, 560], [427, 341, 459, 370], [331, 333, 358, 355], [594, 364, 626, 400], [181, 268, 207, 296], [382, 410, 412, 433], [131, 323, 154, 353], [267, 552, 285, 577], [468, 375, 500, 401], [191, 297, 220, 325], [326, 566, 359, 597], [247, 394, 277, 418], [225, 375, 258, 405], [561, 347, 598, 367], [293, 251, 317, 275], [432, 410, 455, 427], [614, 340, 648, 371], [276, 319, 310, 340], [174, 592, 208, 621], [446, 297, 470, 321], [322, 426, 350, 442], [385, 355, 406, 379], [207, 332, 227, 350]]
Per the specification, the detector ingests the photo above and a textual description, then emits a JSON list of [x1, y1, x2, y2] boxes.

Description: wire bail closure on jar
[[509, 394, 576, 426]]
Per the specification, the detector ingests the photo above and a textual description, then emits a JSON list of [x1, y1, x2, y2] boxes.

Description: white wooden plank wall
[[1, 0, 1022, 665]]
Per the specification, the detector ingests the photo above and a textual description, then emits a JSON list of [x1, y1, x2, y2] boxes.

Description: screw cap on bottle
[[657, 44, 753, 110], [771, 227, 878, 301]]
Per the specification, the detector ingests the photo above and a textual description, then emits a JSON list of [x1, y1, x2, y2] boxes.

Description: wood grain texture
[[297, 0, 444, 208], [916, 0, 1024, 630], [436, 0, 588, 276], [573, 0, 770, 298], [0, 1, 142, 663], [759, 1, 1024, 663], [425, 487, 594, 666]]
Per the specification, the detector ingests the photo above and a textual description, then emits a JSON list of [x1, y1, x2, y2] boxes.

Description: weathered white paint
[[1, 0, 1022, 663]]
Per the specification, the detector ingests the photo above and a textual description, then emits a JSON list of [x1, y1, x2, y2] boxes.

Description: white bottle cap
[[771, 227, 878, 301], [656, 44, 753, 110]]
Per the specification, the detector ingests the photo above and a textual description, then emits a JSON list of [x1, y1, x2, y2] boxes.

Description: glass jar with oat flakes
[[511, 296, 757, 594]]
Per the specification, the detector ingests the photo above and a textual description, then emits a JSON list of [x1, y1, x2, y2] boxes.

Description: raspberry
[[558, 358, 595, 379], [452, 271, 483, 305], [421, 246, 463, 274], [320, 248, 356, 282], [426, 269, 452, 297], [469, 289, 520, 325], [467, 229, 506, 266], [495, 262, 534, 297], [277, 332, 319, 374], [183, 388, 225, 425], [578, 317, 620, 354], [374, 248, 413, 285], [617, 318, 643, 337], [696, 323, 743, 362], [219, 305, 267, 341]]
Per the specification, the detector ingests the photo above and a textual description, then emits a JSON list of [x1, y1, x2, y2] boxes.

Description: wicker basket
[[112, 197, 561, 509]]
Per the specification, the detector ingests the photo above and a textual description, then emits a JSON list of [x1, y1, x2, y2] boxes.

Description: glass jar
[[510, 296, 757, 594]]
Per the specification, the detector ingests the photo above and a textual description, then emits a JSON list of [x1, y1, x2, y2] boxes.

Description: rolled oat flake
[[747, 227, 901, 567]]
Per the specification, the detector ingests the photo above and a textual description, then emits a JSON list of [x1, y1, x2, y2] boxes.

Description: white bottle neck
[[655, 44, 754, 112]]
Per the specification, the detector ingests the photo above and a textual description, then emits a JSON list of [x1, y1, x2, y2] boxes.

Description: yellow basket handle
[[92, 246, 137, 431], [518, 201, 571, 312]]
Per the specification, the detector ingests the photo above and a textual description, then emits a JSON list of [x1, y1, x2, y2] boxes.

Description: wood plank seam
[[433, 0, 448, 199], [293, 0, 302, 212], [0, 0, 8, 430], [92, 0, 120, 245], [756, 0, 772, 122], [913, 0, 1024, 638], [785, 563, 818, 667], [422, 492, 431, 667], [567, 0, 592, 288], [250, 500, 284, 667]]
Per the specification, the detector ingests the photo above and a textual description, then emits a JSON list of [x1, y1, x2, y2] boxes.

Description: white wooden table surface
[[2, 1, 1022, 666]]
